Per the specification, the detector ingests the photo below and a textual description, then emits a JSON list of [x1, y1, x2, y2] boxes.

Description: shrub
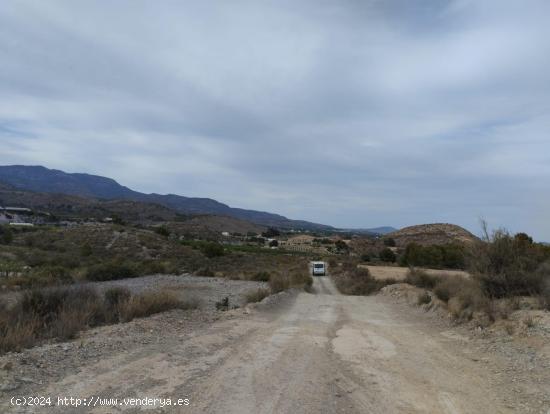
[[245, 288, 270, 303], [215, 297, 230, 311], [335, 240, 349, 252], [200, 242, 225, 258], [104, 287, 131, 308], [0, 285, 197, 354], [154, 226, 170, 237], [196, 267, 215, 277], [120, 291, 197, 322], [29, 265, 74, 286], [400, 243, 465, 269], [333, 267, 396, 295], [80, 243, 92, 257], [0, 225, 14, 244], [251, 271, 270, 282], [1, 286, 105, 353], [262, 227, 280, 238], [468, 228, 550, 297], [269, 270, 312, 293], [360, 254, 371, 262], [379, 248, 396, 263], [86, 261, 137, 281], [405, 268, 439, 289], [417, 291, 431, 305], [383, 238, 396, 247]]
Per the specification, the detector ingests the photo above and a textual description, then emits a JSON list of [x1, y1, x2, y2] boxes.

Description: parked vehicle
[[310, 261, 326, 276]]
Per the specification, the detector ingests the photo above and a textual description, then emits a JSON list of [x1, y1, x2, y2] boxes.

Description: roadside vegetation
[[331, 261, 398, 295], [0, 286, 197, 354], [404, 227, 550, 323]]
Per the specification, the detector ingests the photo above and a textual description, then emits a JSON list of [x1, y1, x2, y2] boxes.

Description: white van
[[311, 261, 326, 276]]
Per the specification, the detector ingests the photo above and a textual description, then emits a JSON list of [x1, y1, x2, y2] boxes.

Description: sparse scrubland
[[0, 223, 314, 354], [335, 226, 550, 326], [402, 229, 550, 323], [0, 285, 197, 354]]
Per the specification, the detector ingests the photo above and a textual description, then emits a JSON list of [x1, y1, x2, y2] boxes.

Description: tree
[[200, 242, 225, 258], [0, 225, 13, 244], [335, 240, 349, 252], [379, 248, 396, 263], [269, 239, 279, 247], [262, 227, 280, 238]]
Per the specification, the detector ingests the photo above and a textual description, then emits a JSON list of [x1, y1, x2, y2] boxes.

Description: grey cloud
[[0, 0, 549, 239]]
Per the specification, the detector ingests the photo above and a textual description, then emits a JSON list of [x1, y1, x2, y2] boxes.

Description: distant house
[[221, 231, 230, 237]]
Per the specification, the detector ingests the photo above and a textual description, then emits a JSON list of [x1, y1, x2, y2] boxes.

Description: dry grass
[[269, 270, 313, 293], [405, 268, 440, 289], [119, 290, 197, 322], [332, 266, 397, 295], [0, 286, 197, 355], [359, 265, 469, 281]]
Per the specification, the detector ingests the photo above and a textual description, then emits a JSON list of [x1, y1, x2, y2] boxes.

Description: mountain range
[[0, 165, 395, 233]]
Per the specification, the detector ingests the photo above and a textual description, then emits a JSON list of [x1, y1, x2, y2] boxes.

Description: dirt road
[[4, 277, 544, 413]]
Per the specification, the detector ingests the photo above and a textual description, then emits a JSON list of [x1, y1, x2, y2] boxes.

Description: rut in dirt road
[[6, 277, 526, 414]]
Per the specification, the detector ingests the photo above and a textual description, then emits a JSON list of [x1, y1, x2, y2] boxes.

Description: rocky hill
[[0, 184, 267, 237], [0, 165, 333, 231], [387, 223, 478, 247]]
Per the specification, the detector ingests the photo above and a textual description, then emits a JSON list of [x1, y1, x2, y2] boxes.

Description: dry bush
[[523, 315, 536, 328], [405, 268, 440, 289], [333, 267, 396, 295], [120, 291, 197, 322], [250, 271, 270, 282], [245, 288, 270, 303], [269, 273, 290, 293], [268, 269, 313, 293], [0, 303, 39, 353], [468, 227, 550, 297], [417, 291, 432, 305], [0, 285, 197, 354], [447, 280, 488, 321]]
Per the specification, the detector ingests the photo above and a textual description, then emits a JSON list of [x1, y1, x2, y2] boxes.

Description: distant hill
[[365, 226, 398, 235], [0, 165, 333, 231], [0, 183, 268, 237], [387, 223, 478, 247]]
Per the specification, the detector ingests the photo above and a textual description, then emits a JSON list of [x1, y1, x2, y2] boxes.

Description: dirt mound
[[387, 223, 478, 246]]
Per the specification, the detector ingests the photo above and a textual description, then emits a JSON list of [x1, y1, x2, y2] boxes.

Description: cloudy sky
[[1, 0, 549, 239]]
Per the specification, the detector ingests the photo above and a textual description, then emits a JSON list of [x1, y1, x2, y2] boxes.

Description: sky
[[1, 0, 549, 240]]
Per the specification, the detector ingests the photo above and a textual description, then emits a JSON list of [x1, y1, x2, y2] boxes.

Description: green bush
[[400, 243, 466, 269], [154, 226, 170, 237], [200, 242, 225, 258], [379, 248, 396, 263], [86, 262, 137, 281], [417, 291, 431, 305], [469, 229, 550, 297], [0, 225, 13, 244]]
